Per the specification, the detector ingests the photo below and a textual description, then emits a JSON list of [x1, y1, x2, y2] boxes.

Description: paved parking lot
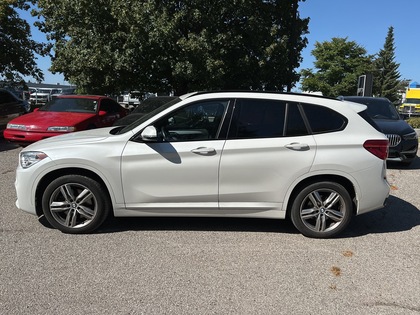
[[0, 137, 419, 315]]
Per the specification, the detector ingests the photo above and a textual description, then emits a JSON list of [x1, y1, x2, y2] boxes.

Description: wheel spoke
[[50, 201, 71, 213], [64, 208, 78, 227], [301, 207, 318, 219], [324, 192, 340, 209], [308, 191, 322, 207], [60, 184, 75, 202], [314, 213, 327, 231], [325, 209, 344, 222], [75, 189, 92, 204], [77, 205, 94, 219]]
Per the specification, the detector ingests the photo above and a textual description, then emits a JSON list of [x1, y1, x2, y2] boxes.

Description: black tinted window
[[301, 103, 347, 133], [228, 99, 286, 139], [100, 99, 121, 113]]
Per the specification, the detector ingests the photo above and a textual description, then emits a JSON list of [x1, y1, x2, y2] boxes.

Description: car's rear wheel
[[290, 182, 353, 238], [41, 175, 111, 234]]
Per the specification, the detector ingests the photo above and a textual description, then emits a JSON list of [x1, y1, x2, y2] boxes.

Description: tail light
[[363, 140, 389, 160]]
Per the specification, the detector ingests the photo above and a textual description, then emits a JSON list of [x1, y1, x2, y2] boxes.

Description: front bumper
[[4, 129, 67, 143]]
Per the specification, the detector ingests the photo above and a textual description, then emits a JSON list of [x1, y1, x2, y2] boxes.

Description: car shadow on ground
[[94, 195, 419, 237], [98, 216, 299, 235], [341, 195, 420, 238]]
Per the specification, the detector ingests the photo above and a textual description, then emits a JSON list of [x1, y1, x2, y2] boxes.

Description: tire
[[41, 175, 111, 234], [290, 181, 353, 238]]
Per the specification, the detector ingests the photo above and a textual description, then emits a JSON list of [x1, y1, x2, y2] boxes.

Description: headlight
[[47, 126, 76, 132], [20, 151, 48, 169], [403, 131, 418, 140], [7, 123, 27, 130]]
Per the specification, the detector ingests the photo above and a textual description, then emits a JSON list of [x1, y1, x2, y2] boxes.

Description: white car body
[[15, 91, 390, 237]]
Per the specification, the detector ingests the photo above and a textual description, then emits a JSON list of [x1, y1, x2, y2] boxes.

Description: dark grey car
[[339, 96, 418, 165], [0, 89, 26, 133]]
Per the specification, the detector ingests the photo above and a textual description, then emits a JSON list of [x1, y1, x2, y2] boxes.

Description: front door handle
[[191, 147, 216, 155], [285, 142, 310, 151]]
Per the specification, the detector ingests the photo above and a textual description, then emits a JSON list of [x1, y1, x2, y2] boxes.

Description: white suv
[[15, 91, 390, 238]]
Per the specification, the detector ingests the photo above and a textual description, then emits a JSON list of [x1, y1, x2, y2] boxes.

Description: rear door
[[219, 98, 317, 211]]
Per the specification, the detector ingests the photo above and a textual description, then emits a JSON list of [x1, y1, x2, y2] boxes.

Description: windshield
[[365, 101, 400, 120], [40, 98, 98, 113], [345, 98, 400, 120], [117, 97, 182, 134], [405, 98, 420, 104]]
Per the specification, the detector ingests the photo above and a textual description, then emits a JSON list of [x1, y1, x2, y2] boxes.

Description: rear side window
[[301, 103, 347, 134], [228, 99, 286, 138]]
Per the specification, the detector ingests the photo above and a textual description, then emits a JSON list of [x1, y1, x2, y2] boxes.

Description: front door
[[121, 100, 229, 212]]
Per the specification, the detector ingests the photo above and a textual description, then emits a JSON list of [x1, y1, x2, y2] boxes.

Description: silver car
[[15, 91, 390, 238]]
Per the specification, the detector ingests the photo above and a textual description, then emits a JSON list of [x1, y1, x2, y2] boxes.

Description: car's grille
[[386, 134, 401, 147]]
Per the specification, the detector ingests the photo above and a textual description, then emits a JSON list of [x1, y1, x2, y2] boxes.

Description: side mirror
[[99, 110, 107, 116], [141, 125, 158, 141]]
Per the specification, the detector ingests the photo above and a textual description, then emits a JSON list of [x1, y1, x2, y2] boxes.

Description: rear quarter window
[[301, 103, 347, 134]]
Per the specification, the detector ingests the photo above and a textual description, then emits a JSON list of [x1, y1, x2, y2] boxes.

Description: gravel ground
[[0, 138, 419, 315]]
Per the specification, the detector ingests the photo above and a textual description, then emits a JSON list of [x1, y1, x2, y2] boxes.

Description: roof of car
[[338, 96, 391, 102], [56, 94, 111, 100]]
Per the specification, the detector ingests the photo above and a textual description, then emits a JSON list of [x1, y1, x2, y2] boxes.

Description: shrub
[[406, 117, 420, 129]]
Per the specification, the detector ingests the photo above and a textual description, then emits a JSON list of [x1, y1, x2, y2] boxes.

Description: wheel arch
[[35, 168, 112, 217], [285, 174, 357, 218]]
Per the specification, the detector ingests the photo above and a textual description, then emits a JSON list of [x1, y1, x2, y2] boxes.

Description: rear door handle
[[191, 147, 216, 155], [285, 142, 310, 151]]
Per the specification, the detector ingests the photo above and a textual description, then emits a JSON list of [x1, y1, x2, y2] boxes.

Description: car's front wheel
[[290, 181, 353, 238], [41, 175, 111, 234]]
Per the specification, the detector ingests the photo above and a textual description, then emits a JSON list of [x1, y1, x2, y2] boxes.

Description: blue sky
[[24, 0, 420, 87]]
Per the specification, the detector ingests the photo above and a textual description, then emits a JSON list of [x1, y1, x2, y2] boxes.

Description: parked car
[[14, 91, 390, 238], [114, 96, 177, 126], [4, 95, 127, 144], [339, 96, 418, 165], [0, 89, 27, 133], [119, 90, 142, 109], [51, 88, 76, 100], [29, 88, 61, 110]]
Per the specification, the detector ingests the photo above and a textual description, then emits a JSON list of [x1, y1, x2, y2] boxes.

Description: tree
[[373, 26, 401, 104], [300, 37, 374, 97], [0, 0, 45, 86], [34, 0, 309, 94]]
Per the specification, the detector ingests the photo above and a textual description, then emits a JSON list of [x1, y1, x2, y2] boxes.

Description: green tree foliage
[[373, 26, 401, 104], [300, 37, 374, 97], [34, 0, 309, 94], [0, 0, 45, 86]]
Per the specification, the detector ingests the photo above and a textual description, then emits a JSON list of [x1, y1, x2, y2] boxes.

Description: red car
[[4, 95, 127, 144]]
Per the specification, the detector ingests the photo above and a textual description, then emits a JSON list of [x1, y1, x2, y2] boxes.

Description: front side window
[[155, 100, 229, 141]]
